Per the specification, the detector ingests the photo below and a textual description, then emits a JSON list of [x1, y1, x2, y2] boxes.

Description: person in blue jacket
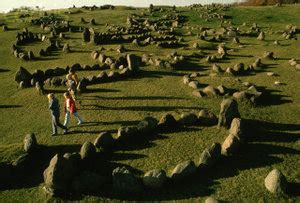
[[48, 93, 68, 136]]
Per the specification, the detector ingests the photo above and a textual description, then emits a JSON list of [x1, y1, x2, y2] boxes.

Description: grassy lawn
[[0, 4, 299, 202]]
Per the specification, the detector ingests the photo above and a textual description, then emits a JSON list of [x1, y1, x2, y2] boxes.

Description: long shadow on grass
[[0, 68, 10, 73], [80, 104, 202, 112], [253, 86, 293, 106], [81, 96, 187, 101], [0, 105, 22, 109]]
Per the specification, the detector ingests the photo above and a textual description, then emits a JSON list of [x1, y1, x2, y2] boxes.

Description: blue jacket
[[49, 97, 60, 117]]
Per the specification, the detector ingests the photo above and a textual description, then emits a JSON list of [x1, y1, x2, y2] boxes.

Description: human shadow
[[82, 95, 186, 101]]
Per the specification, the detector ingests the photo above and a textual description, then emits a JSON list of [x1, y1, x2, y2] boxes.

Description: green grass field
[[0, 4, 299, 202]]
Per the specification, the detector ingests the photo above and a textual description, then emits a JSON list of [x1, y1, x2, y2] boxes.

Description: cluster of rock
[[14, 53, 142, 92], [282, 24, 299, 40], [288, 58, 300, 71]]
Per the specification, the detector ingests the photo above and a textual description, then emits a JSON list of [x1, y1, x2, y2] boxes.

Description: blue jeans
[[63, 111, 83, 127], [52, 115, 67, 134]]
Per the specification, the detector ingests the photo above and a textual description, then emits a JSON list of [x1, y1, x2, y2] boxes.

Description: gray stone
[[203, 86, 218, 97], [183, 75, 191, 84], [127, 54, 141, 71], [229, 118, 244, 138], [143, 169, 167, 188], [24, 133, 38, 153], [188, 81, 200, 89], [221, 134, 241, 155], [179, 113, 198, 125], [193, 89, 205, 98], [198, 109, 218, 126], [94, 132, 115, 150], [212, 64, 223, 73], [14, 67, 32, 84], [158, 114, 177, 128], [116, 126, 138, 140], [80, 142, 96, 160], [112, 166, 143, 193], [137, 117, 158, 134], [264, 169, 287, 195], [171, 160, 197, 181], [43, 154, 78, 194], [198, 143, 221, 169], [218, 98, 240, 128]]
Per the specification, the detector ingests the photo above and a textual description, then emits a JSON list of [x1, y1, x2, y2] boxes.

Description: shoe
[[52, 133, 57, 136], [63, 129, 68, 134], [77, 121, 83, 125]]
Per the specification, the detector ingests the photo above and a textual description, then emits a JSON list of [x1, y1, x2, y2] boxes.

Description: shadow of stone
[[0, 105, 22, 109]]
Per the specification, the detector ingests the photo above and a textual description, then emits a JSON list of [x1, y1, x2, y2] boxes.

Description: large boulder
[[229, 118, 244, 139], [198, 143, 221, 169], [171, 160, 197, 181], [198, 109, 218, 126], [43, 154, 78, 195], [264, 169, 287, 195], [188, 81, 200, 89], [178, 113, 198, 125], [137, 117, 158, 134], [94, 132, 115, 150], [80, 142, 96, 160], [218, 98, 240, 128], [14, 67, 32, 84], [127, 54, 141, 72], [112, 166, 143, 193], [203, 86, 218, 97], [23, 133, 38, 153], [221, 134, 241, 155], [116, 126, 138, 140], [142, 169, 167, 188]]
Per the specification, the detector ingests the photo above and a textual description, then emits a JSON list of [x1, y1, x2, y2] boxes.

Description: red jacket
[[65, 98, 77, 113]]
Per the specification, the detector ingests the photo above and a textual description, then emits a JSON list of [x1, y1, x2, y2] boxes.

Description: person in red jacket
[[63, 92, 83, 128]]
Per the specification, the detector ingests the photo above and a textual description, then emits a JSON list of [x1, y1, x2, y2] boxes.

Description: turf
[[0, 4, 299, 202]]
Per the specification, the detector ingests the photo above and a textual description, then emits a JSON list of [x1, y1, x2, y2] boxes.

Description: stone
[[158, 114, 177, 128], [212, 64, 223, 73], [229, 118, 244, 138], [43, 154, 78, 194], [264, 169, 287, 195], [127, 54, 141, 72], [267, 72, 275, 76], [198, 143, 221, 170], [112, 166, 143, 193], [216, 85, 227, 95], [218, 98, 240, 128], [137, 117, 158, 134], [171, 160, 197, 181], [98, 53, 107, 63], [198, 109, 218, 126], [233, 63, 245, 73], [82, 28, 91, 42], [94, 132, 115, 150], [143, 169, 167, 188], [295, 64, 300, 71], [203, 86, 218, 97], [193, 89, 205, 98], [116, 126, 138, 140], [205, 197, 220, 203], [263, 51, 274, 59], [62, 43, 70, 53], [188, 81, 200, 89], [28, 51, 35, 60], [274, 81, 283, 86], [183, 75, 191, 84], [72, 171, 107, 193], [233, 91, 248, 101], [221, 134, 241, 155], [257, 32, 265, 40], [179, 113, 198, 125], [80, 142, 96, 160], [14, 67, 32, 84], [23, 133, 38, 153]]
